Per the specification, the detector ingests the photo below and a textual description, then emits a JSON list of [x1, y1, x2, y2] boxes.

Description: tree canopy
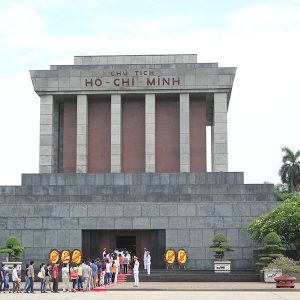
[[279, 147, 300, 192], [247, 196, 300, 259], [0, 236, 24, 261]]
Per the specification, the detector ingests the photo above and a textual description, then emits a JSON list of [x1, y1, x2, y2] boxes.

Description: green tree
[[0, 236, 24, 261], [256, 232, 285, 269], [247, 196, 300, 259], [279, 147, 300, 192], [209, 233, 235, 261], [273, 183, 300, 201]]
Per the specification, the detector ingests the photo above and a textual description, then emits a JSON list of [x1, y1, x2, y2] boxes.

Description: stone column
[[180, 93, 190, 172], [145, 94, 155, 172], [212, 93, 228, 172], [111, 94, 121, 173], [39, 95, 55, 173], [76, 95, 88, 173]]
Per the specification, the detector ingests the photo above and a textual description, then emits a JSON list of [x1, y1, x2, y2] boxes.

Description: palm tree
[[279, 147, 300, 192]]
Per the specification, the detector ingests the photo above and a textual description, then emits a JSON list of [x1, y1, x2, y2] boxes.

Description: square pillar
[[76, 95, 88, 173], [212, 93, 228, 172], [180, 93, 190, 172], [145, 94, 155, 172], [39, 95, 55, 173], [111, 94, 121, 173]]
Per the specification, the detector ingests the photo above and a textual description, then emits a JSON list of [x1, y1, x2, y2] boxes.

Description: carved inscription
[[84, 69, 181, 88]]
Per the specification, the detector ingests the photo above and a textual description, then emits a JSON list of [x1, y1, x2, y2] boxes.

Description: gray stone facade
[[0, 172, 277, 269]]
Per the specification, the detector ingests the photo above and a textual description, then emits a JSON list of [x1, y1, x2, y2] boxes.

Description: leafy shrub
[[256, 232, 285, 269], [266, 256, 300, 275], [209, 233, 234, 261]]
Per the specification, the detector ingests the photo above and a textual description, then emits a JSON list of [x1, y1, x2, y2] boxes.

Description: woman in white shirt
[[12, 264, 20, 293], [39, 263, 46, 293], [133, 256, 139, 287], [61, 264, 70, 292]]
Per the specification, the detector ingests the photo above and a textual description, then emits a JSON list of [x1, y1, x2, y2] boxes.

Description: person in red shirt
[[52, 264, 59, 293], [118, 254, 123, 274]]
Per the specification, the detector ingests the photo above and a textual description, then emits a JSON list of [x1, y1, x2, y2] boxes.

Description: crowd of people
[[0, 247, 151, 293]]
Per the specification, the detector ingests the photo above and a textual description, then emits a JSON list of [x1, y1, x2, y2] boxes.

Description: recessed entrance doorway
[[82, 229, 166, 269], [116, 235, 136, 254]]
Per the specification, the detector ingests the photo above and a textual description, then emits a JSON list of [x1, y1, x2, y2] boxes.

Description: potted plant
[[0, 236, 24, 274], [256, 232, 286, 282], [266, 256, 300, 288], [209, 233, 234, 273]]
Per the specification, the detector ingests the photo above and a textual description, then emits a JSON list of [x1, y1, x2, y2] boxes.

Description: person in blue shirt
[[4, 271, 10, 293], [91, 260, 98, 288]]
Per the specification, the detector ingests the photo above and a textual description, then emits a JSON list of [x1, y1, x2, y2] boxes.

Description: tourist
[[127, 251, 131, 262], [82, 261, 91, 291], [111, 261, 116, 284], [44, 264, 52, 292], [91, 260, 98, 288], [101, 259, 106, 286], [89, 262, 93, 289], [0, 263, 5, 293], [123, 253, 129, 274], [70, 264, 78, 292], [133, 256, 139, 287], [12, 264, 20, 293], [118, 253, 123, 274], [4, 271, 10, 293], [114, 256, 119, 284], [25, 261, 34, 293], [38, 263, 46, 293], [61, 263, 70, 292], [77, 262, 83, 291], [104, 259, 111, 285], [102, 248, 107, 259], [23, 264, 30, 292], [96, 259, 102, 287], [52, 263, 59, 293], [145, 251, 151, 275]]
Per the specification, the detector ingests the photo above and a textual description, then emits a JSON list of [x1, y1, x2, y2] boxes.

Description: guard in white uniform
[[143, 248, 147, 270], [145, 251, 151, 275], [133, 256, 139, 287]]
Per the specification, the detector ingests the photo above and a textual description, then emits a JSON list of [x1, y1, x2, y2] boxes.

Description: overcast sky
[[0, 0, 299, 185]]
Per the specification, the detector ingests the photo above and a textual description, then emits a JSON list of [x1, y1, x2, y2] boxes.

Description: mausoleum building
[[0, 54, 277, 269]]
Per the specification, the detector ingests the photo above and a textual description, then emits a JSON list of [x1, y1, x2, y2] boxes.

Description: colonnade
[[39, 93, 228, 173]]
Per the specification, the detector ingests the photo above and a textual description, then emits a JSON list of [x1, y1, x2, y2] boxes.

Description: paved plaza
[[1, 290, 300, 300]]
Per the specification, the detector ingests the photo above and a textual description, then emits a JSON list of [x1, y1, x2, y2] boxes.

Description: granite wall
[[0, 172, 277, 269]]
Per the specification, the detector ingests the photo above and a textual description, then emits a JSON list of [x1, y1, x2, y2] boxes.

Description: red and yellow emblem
[[165, 249, 176, 265], [60, 250, 71, 264], [71, 249, 82, 264], [177, 249, 188, 265], [49, 249, 60, 264]]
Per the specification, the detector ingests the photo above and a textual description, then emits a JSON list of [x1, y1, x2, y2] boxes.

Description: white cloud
[[225, 2, 300, 31]]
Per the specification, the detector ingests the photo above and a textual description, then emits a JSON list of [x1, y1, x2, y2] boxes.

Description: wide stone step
[[125, 269, 261, 282]]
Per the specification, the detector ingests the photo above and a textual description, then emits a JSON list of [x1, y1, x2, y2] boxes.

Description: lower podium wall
[[0, 172, 277, 270]]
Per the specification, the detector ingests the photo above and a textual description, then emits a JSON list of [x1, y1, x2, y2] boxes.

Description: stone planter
[[214, 261, 231, 273], [274, 275, 297, 288], [264, 269, 282, 283]]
